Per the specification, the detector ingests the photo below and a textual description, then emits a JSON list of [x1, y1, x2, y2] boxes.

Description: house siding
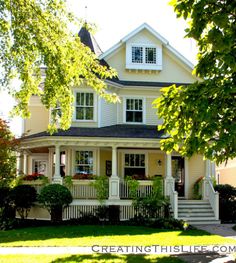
[[188, 155, 205, 198], [100, 98, 117, 127]]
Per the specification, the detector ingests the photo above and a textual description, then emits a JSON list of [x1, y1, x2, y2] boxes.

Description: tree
[[0, 118, 19, 186], [0, 0, 118, 133], [154, 0, 236, 164]]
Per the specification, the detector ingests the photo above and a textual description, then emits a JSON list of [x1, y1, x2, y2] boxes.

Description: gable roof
[[99, 23, 194, 71], [78, 25, 103, 56]]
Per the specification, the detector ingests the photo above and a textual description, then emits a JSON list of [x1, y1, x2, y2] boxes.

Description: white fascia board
[[99, 41, 123, 59]]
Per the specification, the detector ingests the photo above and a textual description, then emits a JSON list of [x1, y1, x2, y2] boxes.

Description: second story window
[[145, 47, 156, 64], [76, 92, 94, 120], [132, 46, 143, 63], [126, 99, 143, 123]]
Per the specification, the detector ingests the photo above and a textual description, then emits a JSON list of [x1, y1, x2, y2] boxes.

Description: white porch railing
[[169, 185, 178, 219], [120, 180, 153, 199], [69, 180, 97, 199], [203, 178, 219, 220]]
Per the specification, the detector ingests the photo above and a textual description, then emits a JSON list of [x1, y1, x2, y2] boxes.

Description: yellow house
[[19, 23, 219, 224]]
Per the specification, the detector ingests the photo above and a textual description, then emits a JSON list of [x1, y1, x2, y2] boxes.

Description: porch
[[19, 136, 220, 224]]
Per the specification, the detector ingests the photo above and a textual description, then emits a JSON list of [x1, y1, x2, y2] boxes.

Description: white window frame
[[126, 43, 162, 70], [123, 96, 146, 124], [73, 89, 97, 122], [120, 150, 148, 178], [72, 148, 97, 175], [29, 154, 49, 176]]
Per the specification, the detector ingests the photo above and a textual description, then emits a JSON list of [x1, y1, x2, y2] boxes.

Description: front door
[[172, 156, 185, 197]]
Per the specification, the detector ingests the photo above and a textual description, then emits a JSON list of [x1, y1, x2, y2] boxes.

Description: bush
[[214, 184, 236, 222], [10, 185, 37, 219], [38, 184, 72, 222], [90, 176, 108, 203]]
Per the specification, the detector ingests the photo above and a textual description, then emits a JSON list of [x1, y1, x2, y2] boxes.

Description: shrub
[[90, 176, 108, 203], [214, 184, 236, 222], [10, 185, 37, 219], [38, 184, 72, 222]]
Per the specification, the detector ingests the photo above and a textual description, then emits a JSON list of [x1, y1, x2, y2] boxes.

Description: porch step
[[177, 200, 220, 225]]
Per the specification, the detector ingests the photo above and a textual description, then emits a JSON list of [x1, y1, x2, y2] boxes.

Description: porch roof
[[24, 125, 166, 140]]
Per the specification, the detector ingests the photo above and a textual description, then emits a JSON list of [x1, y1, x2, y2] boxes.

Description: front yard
[[0, 225, 235, 247]]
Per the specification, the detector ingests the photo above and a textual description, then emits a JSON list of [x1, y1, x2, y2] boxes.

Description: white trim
[[29, 153, 49, 176], [184, 158, 189, 199], [72, 89, 98, 123], [99, 23, 194, 71], [123, 96, 146, 124], [97, 97, 102, 128]]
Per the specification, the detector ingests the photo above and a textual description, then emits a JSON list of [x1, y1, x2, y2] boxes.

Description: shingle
[[24, 125, 166, 140]]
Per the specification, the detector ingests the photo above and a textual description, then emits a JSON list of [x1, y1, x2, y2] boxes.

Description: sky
[[0, 0, 197, 136]]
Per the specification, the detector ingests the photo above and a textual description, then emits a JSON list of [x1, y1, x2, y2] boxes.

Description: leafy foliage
[[154, 0, 236, 164], [38, 184, 72, 215], [90, 176, 109, 204], [0, 0, 118, 133], [0, 118, 19, 187], [125, 176, 140, 199], [10, 185, 37, 219], [214, 184, 236, 222]]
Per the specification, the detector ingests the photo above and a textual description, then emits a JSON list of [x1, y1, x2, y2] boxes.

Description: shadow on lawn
[[0, 224, 213, 245], [50, 254, 184, 263]]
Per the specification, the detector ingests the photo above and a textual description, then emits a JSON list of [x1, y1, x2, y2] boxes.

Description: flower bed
[[22, 172, 47, 181]]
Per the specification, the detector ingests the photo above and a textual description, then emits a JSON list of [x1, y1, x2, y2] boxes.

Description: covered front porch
[[19, 135, 219, 224]]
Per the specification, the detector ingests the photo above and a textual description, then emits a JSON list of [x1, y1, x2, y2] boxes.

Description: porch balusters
[[108, 146, 120, 200], [53, 144, 62, 184]]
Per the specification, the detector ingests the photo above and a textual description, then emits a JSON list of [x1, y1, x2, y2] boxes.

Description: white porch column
[[164, 154, 174, 196], [203, 159, 211, 200], [23, 152, 28, 175], [16, 153, 22, 176], [205, 159, 211, 179], [109, 146, 120, 200], [53, 144, 62, 184]]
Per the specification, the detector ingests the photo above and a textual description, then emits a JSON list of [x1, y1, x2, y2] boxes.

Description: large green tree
[[154, 0, 236, 164], [0, 0, 118, 132]]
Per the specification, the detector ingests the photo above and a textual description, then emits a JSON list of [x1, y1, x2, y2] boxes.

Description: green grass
[[0, 225, 235, 247], [0, 254, 185, 263]]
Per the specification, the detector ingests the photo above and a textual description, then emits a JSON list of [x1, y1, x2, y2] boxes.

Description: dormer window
[[132, 47, 143, 63], [126, 43, 162, 70]]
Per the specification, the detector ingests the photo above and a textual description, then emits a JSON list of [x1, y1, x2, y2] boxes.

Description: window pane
[[125, 154, 129, 166], [135, 99, 139, 110], [76, 107, 84, 120], [134, 111, 143, 122], [126, 111, 134, 122], [141, 155, 145, 167], [138, 100, 142, 110], [135, 155, 140, 167], [85, 108, 93, 120], [130, 154, 134, 166], [126, 99, 131, 110], [85, 93, 93, 106], [145, 47, 156, 64], [132, 47, 143, 63]]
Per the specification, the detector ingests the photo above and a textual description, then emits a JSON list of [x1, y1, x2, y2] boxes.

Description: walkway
[[195, 224, 236, 239]]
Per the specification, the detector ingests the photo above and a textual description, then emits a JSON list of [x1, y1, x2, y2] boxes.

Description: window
[[75, 151, 93, 175], [33, 160, 47, 175], [132, 46, 143, 63], [75, 92, 94, 120], [145, 47, 156, 64], [124, 154, 145, 179], [126, 99, 143, 123]]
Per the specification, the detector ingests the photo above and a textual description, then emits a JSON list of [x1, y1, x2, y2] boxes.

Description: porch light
[[157, 159, 162, 166]]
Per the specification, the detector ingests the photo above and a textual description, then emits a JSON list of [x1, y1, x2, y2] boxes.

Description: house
[[216, 159, 236, 187], [19, 23, 220, 224]]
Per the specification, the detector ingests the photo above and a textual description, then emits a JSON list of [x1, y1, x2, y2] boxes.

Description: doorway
[[172, 156, 185, 197]]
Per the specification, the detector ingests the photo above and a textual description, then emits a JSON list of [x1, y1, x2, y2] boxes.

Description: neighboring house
[[19, 23, 219, 224], [216, 159, 236, 187]]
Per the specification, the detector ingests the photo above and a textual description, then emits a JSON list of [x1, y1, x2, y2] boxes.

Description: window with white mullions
[[126, 99, 143, 123], [145, 47, 156, 64], [132, 46, 143, 63], [124, 153, 145, 179], [75, 151, 93, 175], [76, 92, 94, 120]]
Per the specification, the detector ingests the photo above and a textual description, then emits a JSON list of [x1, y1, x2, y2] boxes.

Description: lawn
[[0, 225, 235, 247], [0, 254, 185, 263]]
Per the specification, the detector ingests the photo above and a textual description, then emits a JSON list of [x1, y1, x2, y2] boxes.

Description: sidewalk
[[195, 224, 236, 239]]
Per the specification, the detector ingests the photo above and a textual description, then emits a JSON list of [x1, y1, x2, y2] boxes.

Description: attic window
[[132, 47, 143, 63], [145, 47, 156, 64]]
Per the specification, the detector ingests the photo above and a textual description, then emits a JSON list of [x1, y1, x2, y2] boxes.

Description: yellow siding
[[106, 45, 196, 83], [24, 105, 49, 135], [148, 153, 165, 178], [216, 158, 236, 186], [188, 155, 205, 198], [99, 149, 112, 176]]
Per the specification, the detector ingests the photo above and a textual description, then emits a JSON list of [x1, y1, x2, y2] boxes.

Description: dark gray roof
[[111, 80, 191, 87], [24, 125, 166, 140], [78, 25, 102, 56]]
